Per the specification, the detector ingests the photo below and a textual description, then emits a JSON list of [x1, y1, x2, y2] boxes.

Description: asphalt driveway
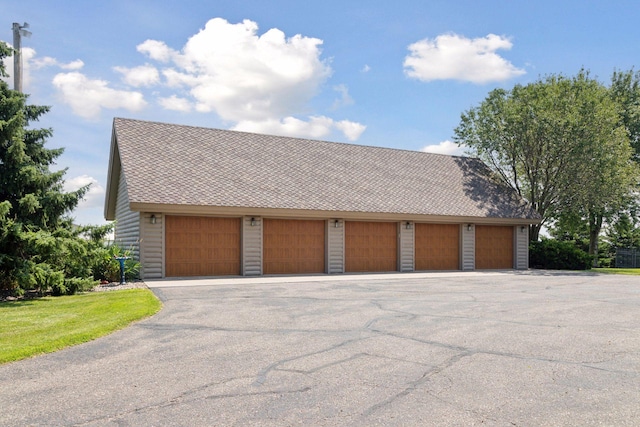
[[1, 271, 639, 426]]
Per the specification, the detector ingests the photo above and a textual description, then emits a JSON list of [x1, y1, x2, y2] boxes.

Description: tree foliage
[[610, 69, 640, 162], [605, 212, 640, 249], [0, 41, 124, 295], [454, 70, 639, 264]]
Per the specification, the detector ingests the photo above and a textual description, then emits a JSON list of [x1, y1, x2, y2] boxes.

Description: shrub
[[32, 263, 65, 296], [529, 239, 593, 270], [92, 243, 140, 283], [598, 257, 613, 268], [124, 257, 140, 282], [64, 277, 99, 295], [92, 245, 122, 282], [0, 221, 116, 296]]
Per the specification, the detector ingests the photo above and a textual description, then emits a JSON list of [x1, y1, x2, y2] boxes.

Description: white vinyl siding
[[398, 222, 415, 272], [242, 216, 262, 276], [515, 225, 529, 270], [114, 168, 140, 260], [139, 213, 163, 279], [327, 219, 345, 273], [461, 224, 475, 270]]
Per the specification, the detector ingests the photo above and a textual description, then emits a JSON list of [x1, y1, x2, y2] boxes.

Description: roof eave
[[103, 121, 121, 221], [128, 202, 543, 225]]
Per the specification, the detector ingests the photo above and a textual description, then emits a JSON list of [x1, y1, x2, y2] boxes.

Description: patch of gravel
[[92, 281, 149, 292]]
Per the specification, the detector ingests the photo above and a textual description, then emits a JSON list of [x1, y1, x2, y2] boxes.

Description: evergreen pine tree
[[0, 41, 90, 293]]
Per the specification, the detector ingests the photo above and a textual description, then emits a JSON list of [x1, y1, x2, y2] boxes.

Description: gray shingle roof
[[110, 118, 539, 220]]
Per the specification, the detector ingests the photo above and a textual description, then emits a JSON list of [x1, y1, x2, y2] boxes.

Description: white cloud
[[233, 116, 334, 139], [137, 39, 175, 63], [138, 18, 332, 122], [0, 43, 84, 91], [38, 17, 365, 140], [335, 120, 366, 141], [63, 175, 105, 209], [113, 64, 160, 87], [2, 43, 145, 120], [404, 33, 525, 83], [29, 56, 57, 69], [31, 56, 84, 70], [361, 64, 371, 73], [233, 115, 366, 141], [161, 68, 199, 88], [331, 84, 354, 110], [52, 72, 147, 119], [158, 95, 192, 112], [61, 59, 85, 70], [421, 140, 466, 156]]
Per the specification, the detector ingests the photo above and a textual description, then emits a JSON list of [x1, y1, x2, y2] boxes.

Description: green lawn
[[0, 289, 162, 364], [592, 268, 640, 276]]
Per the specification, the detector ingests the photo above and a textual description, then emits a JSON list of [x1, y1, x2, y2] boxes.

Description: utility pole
[[12, 22, 31, 93]]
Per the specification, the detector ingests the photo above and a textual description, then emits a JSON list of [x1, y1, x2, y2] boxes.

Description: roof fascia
[[103, 122, 121, 220], [129, 203, 542, 225]]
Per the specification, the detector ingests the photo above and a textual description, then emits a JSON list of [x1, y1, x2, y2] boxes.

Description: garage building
[[104, 118, 540, 278]]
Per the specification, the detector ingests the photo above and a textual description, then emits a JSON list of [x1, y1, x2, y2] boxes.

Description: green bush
[[0, 221, 116, 296], [529, 239, 593, 270], [598, 257, 613, 268], [92, 245, 122, 282], [32, 263, 65, 296], [92, 243, 140, 283], [124, 257, 140, 282], [64, 277, 99, 295]]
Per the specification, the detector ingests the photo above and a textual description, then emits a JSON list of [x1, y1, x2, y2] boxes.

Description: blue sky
[[2, 0, 640, 225]]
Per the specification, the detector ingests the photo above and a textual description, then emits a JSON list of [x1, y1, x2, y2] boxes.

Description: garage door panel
[[165, 216, 240, 277], [345, 222, 397, 272], [476, 225, 513, 269], [263, 219, 325, 274], [415, 223, 459, 270]]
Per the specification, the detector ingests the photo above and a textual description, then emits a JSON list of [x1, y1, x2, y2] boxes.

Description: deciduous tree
[[454, 71, 638, 265]]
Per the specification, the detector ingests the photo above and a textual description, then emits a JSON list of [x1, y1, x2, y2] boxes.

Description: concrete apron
[[145, 270, 518, 288]]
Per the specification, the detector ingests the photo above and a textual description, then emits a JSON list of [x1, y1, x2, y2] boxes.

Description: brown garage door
[[415, 223, 460, 270], [476, 225, 513, 269], [263, 219, 325, 274], [165, 216, 240, 277], [345, 221, 397, 272]]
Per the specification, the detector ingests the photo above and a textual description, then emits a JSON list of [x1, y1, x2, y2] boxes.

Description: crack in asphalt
[[361, 350, 474, 417], [372, 328, 636, 374], [253, 336, 373, 386], [72, 378, 311, 426], [275, 352, 369, 375], [239, 298, 638, 420], [145, 296, 637, 408]]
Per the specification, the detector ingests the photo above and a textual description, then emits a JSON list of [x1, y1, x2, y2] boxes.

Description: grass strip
[[592, 268, 640, 276], [0, 289, 161, 364]]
